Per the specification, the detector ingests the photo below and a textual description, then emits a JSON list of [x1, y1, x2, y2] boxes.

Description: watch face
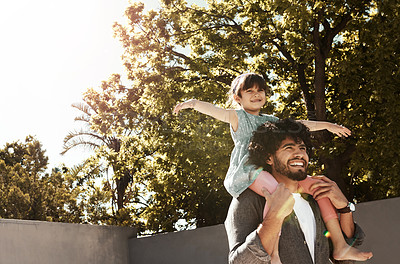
[[349, 202, 355, 212]]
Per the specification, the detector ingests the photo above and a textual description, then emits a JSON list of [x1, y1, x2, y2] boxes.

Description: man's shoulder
[[227, 188, 265, 217], [239, 188, 265, 202]]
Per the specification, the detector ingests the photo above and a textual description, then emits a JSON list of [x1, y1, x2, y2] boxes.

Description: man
[[225, 119, 367, 264]]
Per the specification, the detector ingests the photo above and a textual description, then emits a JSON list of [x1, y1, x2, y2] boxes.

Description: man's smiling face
[[268, 137, 309, 181]]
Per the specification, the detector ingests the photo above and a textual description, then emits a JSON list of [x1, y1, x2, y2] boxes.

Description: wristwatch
[[337, 202, 356, 214]]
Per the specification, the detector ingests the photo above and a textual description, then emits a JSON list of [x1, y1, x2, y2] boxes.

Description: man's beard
[[273, 155, 307, 181]]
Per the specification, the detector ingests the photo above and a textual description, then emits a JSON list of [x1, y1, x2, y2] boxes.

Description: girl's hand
[[173, 99, 197, 114], [327, 123, 351, 137]]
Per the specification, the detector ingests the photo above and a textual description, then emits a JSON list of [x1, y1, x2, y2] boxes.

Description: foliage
[[64, 0, 399, 234], [331, 0, 400, 200], [62, 74, 159, 227], [0, 136, 141, 226], [0, 136, 82, 222]]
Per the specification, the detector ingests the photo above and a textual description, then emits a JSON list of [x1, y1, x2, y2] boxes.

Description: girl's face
[[234, 85, 266, 115]]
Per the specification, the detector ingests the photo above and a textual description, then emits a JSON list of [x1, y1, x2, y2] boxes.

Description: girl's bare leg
[[249, 171, 279, 217], [300, 177, 372, 261]]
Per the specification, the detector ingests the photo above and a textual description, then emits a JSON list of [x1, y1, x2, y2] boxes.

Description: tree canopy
[[0, 136, 81, 222], [58, 0, 400, 234]]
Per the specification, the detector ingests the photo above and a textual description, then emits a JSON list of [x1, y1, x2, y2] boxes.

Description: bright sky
[[0, 0, 161, 168]]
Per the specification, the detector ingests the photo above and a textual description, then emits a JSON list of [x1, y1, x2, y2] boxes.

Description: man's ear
[[266, 155, 273, 166]]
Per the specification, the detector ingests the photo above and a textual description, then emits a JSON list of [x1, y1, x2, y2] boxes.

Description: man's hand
[[257, 183, 294, 256], [309, 175, 348, 209], [262, 183, 294, 221]]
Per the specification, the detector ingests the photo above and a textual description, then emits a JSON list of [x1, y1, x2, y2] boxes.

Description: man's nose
[[294, 148, 305, 158]]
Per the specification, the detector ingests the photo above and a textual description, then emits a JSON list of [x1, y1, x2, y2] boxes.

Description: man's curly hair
[[247, 118, 313, 172]]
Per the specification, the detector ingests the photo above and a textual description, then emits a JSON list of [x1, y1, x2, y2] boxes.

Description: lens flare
[[324, 231, 331, 238]]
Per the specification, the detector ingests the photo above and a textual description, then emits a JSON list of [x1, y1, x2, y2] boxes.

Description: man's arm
[[225, 189, 272, 264], [257, 184, 295, 255], [339, 211, 355, 239], [225, 185, 295, 264], [310, 175, 356, 238]]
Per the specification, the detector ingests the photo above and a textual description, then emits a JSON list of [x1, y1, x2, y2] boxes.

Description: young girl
[[174, 73, 372, 262]]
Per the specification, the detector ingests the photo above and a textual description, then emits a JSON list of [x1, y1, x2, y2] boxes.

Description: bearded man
[[225, 118, 368, 264]]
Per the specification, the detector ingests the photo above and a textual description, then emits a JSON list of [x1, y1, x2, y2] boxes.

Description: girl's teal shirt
[[224, 109, 278, 198]]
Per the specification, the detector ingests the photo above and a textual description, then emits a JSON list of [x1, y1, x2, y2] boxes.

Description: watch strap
[[337, 202, 355, 214]]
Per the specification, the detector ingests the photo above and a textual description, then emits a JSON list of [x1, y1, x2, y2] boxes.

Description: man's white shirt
[[292, 193, 317, 263]]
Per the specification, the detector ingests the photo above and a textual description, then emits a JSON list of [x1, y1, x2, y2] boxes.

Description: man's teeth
[[290, 162, 303, 166]]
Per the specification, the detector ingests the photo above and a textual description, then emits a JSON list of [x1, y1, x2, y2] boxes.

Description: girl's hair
[[227, 73, 271, 106]]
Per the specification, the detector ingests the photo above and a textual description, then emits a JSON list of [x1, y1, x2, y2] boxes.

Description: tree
[[61, 84, 126, 210], [68, 0, 399, 233], [62, 74, 155, 226], [0, 136, 82, 222], [331, 0, 400, 200]]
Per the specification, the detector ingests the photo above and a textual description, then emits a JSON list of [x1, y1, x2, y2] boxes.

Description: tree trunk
[[319, 144, 356, 201], [312, 50, 352, 196], [116, 171, 131, 211], [297, 63, 316, 120], [314, 53, 327, 121], [309, 13, 353, 196]]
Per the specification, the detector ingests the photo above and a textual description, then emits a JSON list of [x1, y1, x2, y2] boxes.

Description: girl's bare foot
[[333, 245, 373, 261]]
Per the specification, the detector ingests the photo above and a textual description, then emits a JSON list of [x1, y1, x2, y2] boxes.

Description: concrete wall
[[129, 197, 400, 264], [0, 219, 137, 264], [129, 224, 229, 264], [354, 197, 400, 264], [0, 197, 398, 264]]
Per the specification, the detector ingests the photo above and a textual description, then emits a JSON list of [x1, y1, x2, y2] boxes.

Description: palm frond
[[61, 138, 101, 155], [74, 115, 91, 123], [68, 162, 86, 177], [71, 102, 95, 116], [61, 129, 109, 155]]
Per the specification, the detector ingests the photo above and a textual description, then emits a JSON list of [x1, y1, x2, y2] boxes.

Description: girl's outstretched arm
[[174, 99, 239, 130], [299, 120, 351, 137]]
